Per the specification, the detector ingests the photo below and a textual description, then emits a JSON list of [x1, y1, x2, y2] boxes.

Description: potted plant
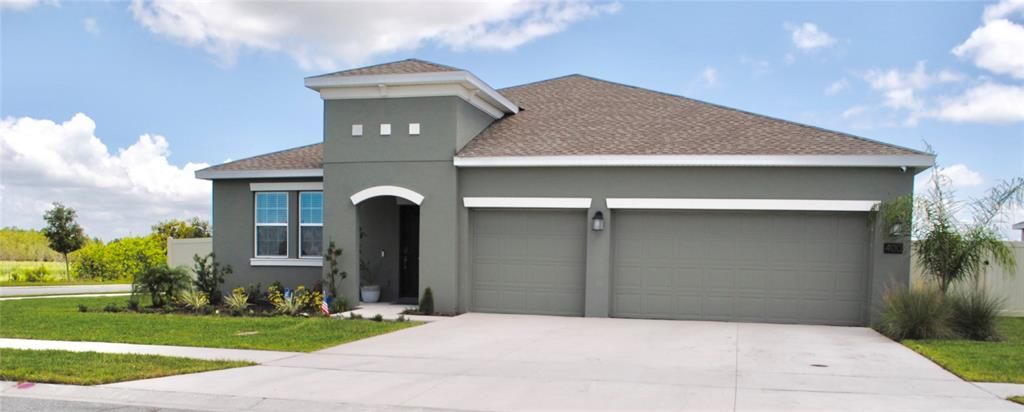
[[359, 255, 382, 303]]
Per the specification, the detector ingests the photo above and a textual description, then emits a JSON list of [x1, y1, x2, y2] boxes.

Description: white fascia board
[[453, 154, 936, 168], [250, 258, 323, 267], [463, 197, 592, 209], [350, 185, 425, 205], [250, 182, 323, 191], [305, 71, 518, 115], [320, 83, 505, 119], [606, 198, 880, 212], [195, 168, 324, 180]]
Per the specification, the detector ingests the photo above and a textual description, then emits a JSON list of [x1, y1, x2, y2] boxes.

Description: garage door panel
[[470, 210, 586, 316], [612, 210, 869, 326]]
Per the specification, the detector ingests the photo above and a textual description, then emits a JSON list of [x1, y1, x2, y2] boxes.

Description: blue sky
[[1, 0, 1022, 240]]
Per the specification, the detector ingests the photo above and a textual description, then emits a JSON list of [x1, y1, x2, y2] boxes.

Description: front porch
[[337, 302, 449, 322]]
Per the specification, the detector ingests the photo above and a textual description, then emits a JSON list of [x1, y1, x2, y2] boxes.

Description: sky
[[1, 0, 1022, 240]]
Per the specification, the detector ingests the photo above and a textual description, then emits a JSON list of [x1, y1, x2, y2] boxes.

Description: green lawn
[[1010, 396, 1024, 405], [0, 296, 418, 352], [0, 348, 252, 385], [903, 317, 1024, 383]]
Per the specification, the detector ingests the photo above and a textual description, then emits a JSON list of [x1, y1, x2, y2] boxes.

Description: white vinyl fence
[[911, 241, 1024, 316], [167, 237, 212, 278]]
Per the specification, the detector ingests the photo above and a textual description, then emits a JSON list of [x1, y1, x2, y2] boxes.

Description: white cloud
[[0, 0, 44, 10], [860, 61, 963, 121], [701, 66, 718, 87], [784, 22, 835, 51], [932, 82, 1024, 123], [129, 0, 620, 70], [914, 163, 984, 194], [953, 18, 1024, 79], [82, 17, 99, 35], [983, 0, 1024, 21], [0, 113, 211, 240], [841, 105, 867, 119], [825, 78, 849, 95]]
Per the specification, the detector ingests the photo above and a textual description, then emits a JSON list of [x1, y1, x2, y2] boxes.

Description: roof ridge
[[502, 74, 930, 157], [308, 58, 462, 79]]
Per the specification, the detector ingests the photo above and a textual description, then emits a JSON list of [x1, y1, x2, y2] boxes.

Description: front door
[[398, 205, 420, 300]]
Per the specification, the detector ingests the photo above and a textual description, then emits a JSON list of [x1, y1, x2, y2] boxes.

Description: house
[[196, 59, 934, 326]]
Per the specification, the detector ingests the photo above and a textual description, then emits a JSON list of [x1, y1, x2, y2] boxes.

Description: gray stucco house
[[196, 59, 933, 326]]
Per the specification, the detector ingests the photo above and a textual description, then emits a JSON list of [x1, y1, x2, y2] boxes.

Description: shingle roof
[[199, 143, 323, 172], [457, 75, 925, 157], [307, 58, 461, 79]]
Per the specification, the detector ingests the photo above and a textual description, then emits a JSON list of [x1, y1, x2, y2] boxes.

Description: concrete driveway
[[108, 314, 1020, 411]]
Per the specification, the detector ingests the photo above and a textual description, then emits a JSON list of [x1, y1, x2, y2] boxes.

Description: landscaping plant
[[178, 289, 210, 312], [324, 240, 347, 299], [41, 202, 86, 280], [913, 173, 1023, 293], [948, 288, 1005, 341], [224, 287, 250, 315], [877, 286, 950, 340], [133, 264, 191, 307], [419, 287, 435, 315], [192, 253, 231, 305]]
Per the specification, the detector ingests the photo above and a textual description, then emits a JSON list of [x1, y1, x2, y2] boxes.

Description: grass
[[903, 317, 1024, 383], [0, 260, 128, 286], [0, 348, 252, 385], [0, 296, 418, 352], [1010, 396, 1024, 405]]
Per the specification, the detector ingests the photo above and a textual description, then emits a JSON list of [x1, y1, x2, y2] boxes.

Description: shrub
[[372, 314, 383, 322], [876, 286, 950, 340], [18, 265, 48, 282], [126, 298, 140, 312], [75, 236, 164, 281], [224, 288, 250, 315], [269, 285, 322, 316], [329, 296, 348, 314], [77, 304, 88, 313], [103, 303, 122, 313], [419, 287, 435, 315], [948, 288, 1005, 341], [192, 253, 231, 305], [133, 264, 191, 307], [178, 289, 210, 312]]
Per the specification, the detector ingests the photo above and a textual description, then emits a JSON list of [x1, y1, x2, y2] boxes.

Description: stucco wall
[[166, 237, 212, 279], [211, 179, 324, 293]]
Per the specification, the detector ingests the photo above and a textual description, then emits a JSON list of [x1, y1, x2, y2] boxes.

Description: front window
[[255, 192, 288, 257], [299, 191, 323, 257]]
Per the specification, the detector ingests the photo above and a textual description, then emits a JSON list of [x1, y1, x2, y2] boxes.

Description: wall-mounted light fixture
[[592, 211, 605, 231], [889, 223, 903, 237]]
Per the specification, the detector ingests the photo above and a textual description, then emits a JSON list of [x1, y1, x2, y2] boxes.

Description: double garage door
[[470, 209, 869, 325]]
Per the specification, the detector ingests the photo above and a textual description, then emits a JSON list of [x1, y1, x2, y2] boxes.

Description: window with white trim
[[255, 192, 288, 257], [299, 191, 323, 257]]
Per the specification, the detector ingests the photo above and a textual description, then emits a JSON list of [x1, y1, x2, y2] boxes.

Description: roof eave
[[453, 154, 936, 171], [195, 168, 324, 180]]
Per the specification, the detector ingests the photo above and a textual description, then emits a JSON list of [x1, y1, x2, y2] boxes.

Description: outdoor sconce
[[592, 211, 605, 232], [888, 223, 903, 238]]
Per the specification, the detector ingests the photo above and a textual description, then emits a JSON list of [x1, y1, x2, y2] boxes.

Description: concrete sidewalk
[[0, 284, 131, 297], [0, 338, 300, 363], [0, 382, 445, 412], [977, 382, 1024, 399]]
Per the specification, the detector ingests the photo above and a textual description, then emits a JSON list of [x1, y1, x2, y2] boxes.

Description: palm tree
[[914, 171, 1023, 293]]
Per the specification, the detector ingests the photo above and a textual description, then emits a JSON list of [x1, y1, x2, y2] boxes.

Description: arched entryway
[[350, 186, 423, 304]]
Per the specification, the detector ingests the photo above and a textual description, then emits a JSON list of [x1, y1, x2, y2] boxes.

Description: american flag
[[320, 297, 331, 315]]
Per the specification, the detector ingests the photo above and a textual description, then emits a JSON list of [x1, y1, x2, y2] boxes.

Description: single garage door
[[612, 210, 869, 325], [471, 209, 587, 316]]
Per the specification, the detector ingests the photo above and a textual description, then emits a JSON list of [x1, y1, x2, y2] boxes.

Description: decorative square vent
[[380, 123, 391, 136], [351, 124, 363, 136], [409, 123, 420, 135]]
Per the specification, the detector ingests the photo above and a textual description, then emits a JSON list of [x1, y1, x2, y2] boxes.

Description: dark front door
[[398, 205, 420, 300]]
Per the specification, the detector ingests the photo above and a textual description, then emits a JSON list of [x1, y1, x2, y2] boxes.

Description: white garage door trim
[[464, 197, 592, 209], [606, 198, 879, 212]]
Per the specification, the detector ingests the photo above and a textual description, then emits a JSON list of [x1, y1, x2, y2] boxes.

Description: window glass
[[299, 191, 323, 257], [255, 192, 287, 257]]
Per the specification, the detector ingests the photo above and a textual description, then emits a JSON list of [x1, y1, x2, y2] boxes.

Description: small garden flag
[[321, 297, 331, 315]]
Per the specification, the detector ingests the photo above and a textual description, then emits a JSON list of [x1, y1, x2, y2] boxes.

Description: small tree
[[41, 203, 86, 280], [151, 217, 211, 252], [914, 172, 1023, 293], [324, 241, 347, 299], [133, 264, 190, 307], [192, 253, 231, 305], [419, 287, 435, 315]]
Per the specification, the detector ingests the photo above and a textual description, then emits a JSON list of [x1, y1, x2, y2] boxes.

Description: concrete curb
[[0, 338, 301, 363]]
